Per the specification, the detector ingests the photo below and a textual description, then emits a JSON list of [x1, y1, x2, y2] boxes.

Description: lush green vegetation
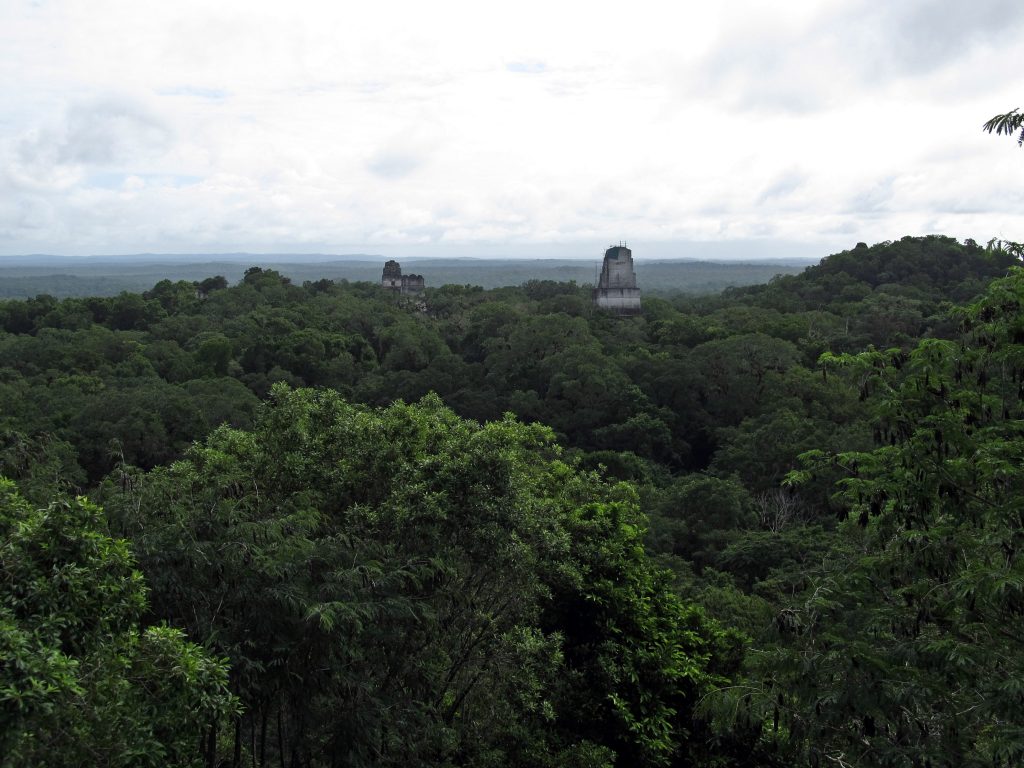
[[2, 234, 1023, 766], [0, 479, 237, 767]]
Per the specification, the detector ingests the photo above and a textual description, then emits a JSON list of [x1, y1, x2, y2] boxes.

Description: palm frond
[[983, 108, 1024, 146]]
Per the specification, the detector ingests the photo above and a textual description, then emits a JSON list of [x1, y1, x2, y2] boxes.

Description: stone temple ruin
[[381, 260, 425, 294], [593, 243, 641, 315]]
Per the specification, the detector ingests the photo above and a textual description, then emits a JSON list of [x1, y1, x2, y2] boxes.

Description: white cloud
[[0, 0, 1022, 257]]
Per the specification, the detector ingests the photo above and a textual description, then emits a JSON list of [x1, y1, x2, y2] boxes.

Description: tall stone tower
[[381, 260, 403, 291], [594, 244, 641, 315]]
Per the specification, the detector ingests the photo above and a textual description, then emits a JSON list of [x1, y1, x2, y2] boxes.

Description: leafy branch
[[983, 108, 1024, 147]]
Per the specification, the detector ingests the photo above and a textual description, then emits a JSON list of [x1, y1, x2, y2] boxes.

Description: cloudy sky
[[1, 0, 1022, 259]]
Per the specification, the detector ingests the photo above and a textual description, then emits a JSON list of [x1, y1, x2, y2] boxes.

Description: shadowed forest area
[[4, 234, 1024, 767]]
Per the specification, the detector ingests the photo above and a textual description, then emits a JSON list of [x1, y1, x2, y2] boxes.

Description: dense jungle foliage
[[2, 234, 1024, 767]]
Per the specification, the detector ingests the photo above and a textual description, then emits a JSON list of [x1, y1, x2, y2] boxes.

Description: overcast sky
[[1, 0, 1022, 259]]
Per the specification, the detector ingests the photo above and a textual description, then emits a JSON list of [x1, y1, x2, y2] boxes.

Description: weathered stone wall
[[402, 274, 425, 293], [382, 260, 403, 290], [381, 261, 425, 294], [594, 246, 641, 315]]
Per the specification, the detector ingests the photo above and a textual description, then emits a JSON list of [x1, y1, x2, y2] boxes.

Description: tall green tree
[[100, 385, 738, 767], [0, 479, 236, 768], [721, 268, 1024, 766]]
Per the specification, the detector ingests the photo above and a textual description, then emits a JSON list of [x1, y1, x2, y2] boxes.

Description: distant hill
[[724, 235, 1020, 311], [0, 256, 807, 299]]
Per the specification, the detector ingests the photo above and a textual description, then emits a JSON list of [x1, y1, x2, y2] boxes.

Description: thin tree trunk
[[259, 706, 268, 767], [277, 707, 286, 768], [233, 716, 242, 768], [289, 710, 305, 768], [206, 718, 218, 768]]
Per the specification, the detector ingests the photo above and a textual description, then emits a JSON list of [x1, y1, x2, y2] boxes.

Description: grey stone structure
[[593, 244, 641, 315], [381, 260, 425, 294]]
